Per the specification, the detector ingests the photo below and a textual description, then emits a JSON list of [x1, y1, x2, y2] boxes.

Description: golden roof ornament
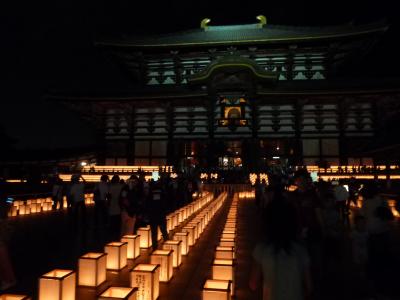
[[256, 15, 267, 28], [200, 18, 211, 30]]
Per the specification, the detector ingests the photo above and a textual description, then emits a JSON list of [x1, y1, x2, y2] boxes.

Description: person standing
[[120, 175, 140, 236], [108, 175, 123, 239], [68, 174, 86, 231], [148, 178, 169, 250], [0, 198, 16, 291], [249, 197, 312, 300], [289, 170, 324, 292], [93, 175, 110, 229], [52, 176, 64, 210], [333, 180, 349, 222]]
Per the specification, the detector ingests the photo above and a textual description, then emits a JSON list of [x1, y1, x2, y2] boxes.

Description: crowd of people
[[250, 170, 398, 300], [0, 172, 201, 291]]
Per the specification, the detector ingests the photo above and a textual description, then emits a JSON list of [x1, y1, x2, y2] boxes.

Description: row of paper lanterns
[[129, 191, 228, 300], [238, 191, 255, 199], [7, 194, 95, 217], [202, 193, 239, 300], [1, 191, 230, 300]]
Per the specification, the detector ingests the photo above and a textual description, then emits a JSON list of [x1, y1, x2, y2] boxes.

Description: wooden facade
[[50, 18, 400, 170]]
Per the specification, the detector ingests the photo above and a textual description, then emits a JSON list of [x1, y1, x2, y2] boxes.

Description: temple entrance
[[218, 141, 242, 170]]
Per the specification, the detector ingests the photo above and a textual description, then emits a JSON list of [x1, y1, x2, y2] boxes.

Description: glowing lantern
[[19, 204, 30, 215], [42, 202, 52, 212], [182, 226, 195, 246], [173, 232, 189, 255], [137, 227, 152, 249], [221, 230, 236, 239], [98, 287, 138, 300], [0, 295, 31, 300], [78, 252, 107, 287], [224, 223, 236, 230], [215, 246, 235, 260], [39, 269, 76, 300], [162, 240, 182, 267], [219, 238, 235, 247], [121, 235, 141, 259], [150, 250, 173, 282], [171, 214, 178, 228], [9, 206, 18, 217], [130, 264, 159, 300], [202, 279, 231, 300], [30, 203, 41, 213], [212, 259, 235, 296], [166, 215, 173, 231], [104, 242, 128, 270]]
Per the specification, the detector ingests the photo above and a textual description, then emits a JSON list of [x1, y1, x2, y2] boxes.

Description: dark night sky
[[1, 0, 400, 151]]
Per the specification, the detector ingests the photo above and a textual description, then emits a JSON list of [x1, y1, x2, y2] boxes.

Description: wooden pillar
[[338, 98, 347, 166], [166, 102, 175, 166], [127, 105, 136, 165], [294, 99, 304, 165]]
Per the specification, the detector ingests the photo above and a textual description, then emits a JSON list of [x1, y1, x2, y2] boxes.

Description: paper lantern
[[9, 206, 18, 217], [0, 295, 31, 300], [42, 202, 52, 212], [215, 246, 235, 260], [130, 264, 159, 300], [221, 230, 235, 239], [150, 250, 173, 282], [212, 259, 235, 296], [219, 238, 235, 247], [78, 252, 107, 287], [104, 242, 128, 270], [171, 214, 178, 228], [182, 226, 195, 246], [202, 279, 231, 300], [162, 240, 182, 267], [39, 269, 76, 300], [19, 204, 30, 215], [121, 235, 141, 259], [137, 227, 152, 249], [166, 215, 173, 232], [173, 232, 189, 255], [98, 287, 137, 300], [30, 203, 41, 213]]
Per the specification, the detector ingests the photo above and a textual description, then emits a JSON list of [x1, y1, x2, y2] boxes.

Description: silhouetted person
[[148, 179, 169, 250], [0, 197, 16, 291], [69, 174, 87, 231], [94, 175, 110, 229], [333, 179, 349, 222], [108, 175, 123, 239], [289, 170, 324, 291], [120, 175, 140, 235], [52, 176, 64, 210], [249, 196, 312, 300], [360, 182, 393, 297]]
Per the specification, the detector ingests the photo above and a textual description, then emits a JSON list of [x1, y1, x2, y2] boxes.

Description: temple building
[[48, 16, 400, 171]]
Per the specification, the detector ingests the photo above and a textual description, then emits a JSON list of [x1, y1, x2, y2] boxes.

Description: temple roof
[[96, 19, 389, 48]]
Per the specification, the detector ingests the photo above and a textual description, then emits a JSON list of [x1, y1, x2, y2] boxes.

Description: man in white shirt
[[333, 180, 349, 222]]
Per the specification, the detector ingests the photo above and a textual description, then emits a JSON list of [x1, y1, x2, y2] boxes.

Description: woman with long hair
[[249, 192, 312, 300]]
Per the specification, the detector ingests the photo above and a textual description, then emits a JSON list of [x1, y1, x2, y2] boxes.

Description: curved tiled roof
[[96, 20, 388, 48]]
